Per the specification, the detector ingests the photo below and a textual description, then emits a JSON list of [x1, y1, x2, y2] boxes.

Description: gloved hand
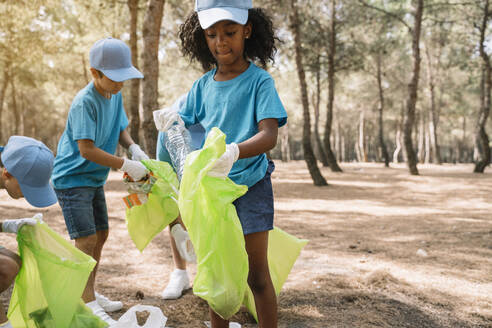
[[121, 158, 149, 181], [2, 213, 42, 234], [208, 143, 239, 178], [128, 144, 149, 161], [153, 107, 184, 132]]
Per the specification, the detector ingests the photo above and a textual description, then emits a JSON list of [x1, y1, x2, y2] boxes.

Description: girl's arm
[[77, 139, 124, 169], [237, 118, 278, 159]]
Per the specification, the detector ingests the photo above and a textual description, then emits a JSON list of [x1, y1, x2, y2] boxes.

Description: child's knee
[[247, 270, 270, 293], [75, 234, 98, 253], [0, 256, 20, 290]]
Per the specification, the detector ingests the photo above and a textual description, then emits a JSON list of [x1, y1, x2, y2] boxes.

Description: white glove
[[208, 143, 239, 178], [2, 213, 42, 234], [128, 144, 149, 161], [121, 158, 149, 181], [153, 107, 184, 132]]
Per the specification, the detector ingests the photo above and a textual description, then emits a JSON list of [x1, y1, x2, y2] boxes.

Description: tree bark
[[10, 75, 19, 135], [313, 55, 329, 166], [358, 110, 367, 162], [403, 0, 423, 175], [141, 0, 165, 159], [0, 66, 10, 143], [424, 40, 442, 164], [323, 0, 342, 172], [290, 0, 327, 186], [376, 52, 390, 167], [280, 125, 290, 162], [128, 0, 141, 145], [473, 0, 491, 173]]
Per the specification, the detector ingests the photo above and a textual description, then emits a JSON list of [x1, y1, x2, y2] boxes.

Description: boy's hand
[[129, 144, 149, 161], [208, 143, 239, 178], [153, 107, 184, 132], [121, 158, 149, 181], [2, 214, 41, 234]]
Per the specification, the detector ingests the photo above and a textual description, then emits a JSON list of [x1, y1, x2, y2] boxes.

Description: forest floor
[[1, 161, 492, 328]]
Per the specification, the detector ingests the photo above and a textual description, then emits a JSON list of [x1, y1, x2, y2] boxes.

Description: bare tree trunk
[[290, 0, 327, 186], [424, 40, 442, 164], [403, 0, 423, 175], [417, 110, 425, 162], [393, 128, 402, 163], [358, 110, 367, 162], [141, 0, 165, 159], [376, 52, 390, 167], [323, 0, 342, 172], [313, 55, 329, 166], [280, 125, 290, 162], [474, 0, 491, 173], [10, 75, 19, 135], [0, 66, 10, 143], [128, 0, 141, 145]]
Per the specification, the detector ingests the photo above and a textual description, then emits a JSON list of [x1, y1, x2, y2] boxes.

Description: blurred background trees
[[1, 0, 491, 182]]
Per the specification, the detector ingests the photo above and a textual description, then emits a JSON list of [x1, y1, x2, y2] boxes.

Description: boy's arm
[[77, 139, 148, 180]]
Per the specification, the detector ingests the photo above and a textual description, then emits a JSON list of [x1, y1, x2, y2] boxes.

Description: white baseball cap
[[195, 0, 253, 29]]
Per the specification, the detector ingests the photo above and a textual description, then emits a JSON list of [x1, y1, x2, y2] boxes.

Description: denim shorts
[[233, 160, 275, 235], [55, 186, 109, 239]]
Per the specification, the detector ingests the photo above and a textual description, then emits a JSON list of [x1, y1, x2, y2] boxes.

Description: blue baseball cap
[[195, 0, 253, 29], [90, 37, 143, 82], [0, 136, 57, 208]]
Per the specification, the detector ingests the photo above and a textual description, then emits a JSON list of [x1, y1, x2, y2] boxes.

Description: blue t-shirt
[[180, 62, 287, 187], [52, 82, 129, 189]]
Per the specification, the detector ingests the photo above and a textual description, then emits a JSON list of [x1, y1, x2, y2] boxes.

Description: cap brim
[[102, 66, 143, 82], [198, 7, 248, 29], [19, 183, 58, 208]]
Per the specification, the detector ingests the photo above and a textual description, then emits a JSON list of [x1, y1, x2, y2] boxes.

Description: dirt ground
[[1, 161, 492, 328]]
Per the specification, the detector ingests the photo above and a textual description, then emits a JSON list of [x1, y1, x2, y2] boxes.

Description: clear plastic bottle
[[165, 123, 192, 181]]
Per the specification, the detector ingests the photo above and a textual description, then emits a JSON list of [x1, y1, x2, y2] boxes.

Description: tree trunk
[[0, 66, 10, 143], [403, 0, 423, 175], [141, 0, 165, 159], [376, 52, 390, 167], [289, 0, 327, 186], [417, 110, 425, 162], [280, 125, 290, 162], [313, 55, 329, 166], [10, 75, 19, 135], [393, 127, 402, 163], [128, 0, 141, 145], [474, 0, 491, 173], [424, 40, 442, 164], [358, 110, 367, 162], [323, 0, 342, 172]]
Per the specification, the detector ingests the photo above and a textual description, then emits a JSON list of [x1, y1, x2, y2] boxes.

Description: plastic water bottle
[[165, 123, 192, 181]]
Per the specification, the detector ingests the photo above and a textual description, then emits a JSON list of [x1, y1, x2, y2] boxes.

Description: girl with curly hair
[[155, 1, 287, 327]]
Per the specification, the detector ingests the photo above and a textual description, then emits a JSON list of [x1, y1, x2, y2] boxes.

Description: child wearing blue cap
[[154, 1, 287, 327], [51, 37, 148, 325], [0, 136, 57, 328]]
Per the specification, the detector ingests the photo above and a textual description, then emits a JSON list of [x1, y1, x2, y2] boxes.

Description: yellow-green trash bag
[[179, 127, 249, 320], [243, 227, 308, 321], [125, 159, 180, 252], [8, 222, 107, 328]]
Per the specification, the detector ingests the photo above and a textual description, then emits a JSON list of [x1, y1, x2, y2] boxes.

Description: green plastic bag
[[125, 160, 180, 252], [243, 227, 308, 321], [8, 222, 107, 328], [179, 127, 249, 320]]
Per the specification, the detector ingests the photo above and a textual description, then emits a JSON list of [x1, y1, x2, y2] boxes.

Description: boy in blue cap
[[0, 136, 57, 328], [51, 37, 148, 325]]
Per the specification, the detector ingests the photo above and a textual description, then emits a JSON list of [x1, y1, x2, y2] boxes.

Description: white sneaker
[[95, 292, 123, 312], [86, 300, 117, 325], [0, 321, 13, 328], [204, 321, 241, 328], [161, 269, 190, 300], [171, 224, 196, 263]]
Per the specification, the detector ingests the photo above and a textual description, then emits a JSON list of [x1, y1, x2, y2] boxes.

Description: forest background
[[0, 0, 491, 184]]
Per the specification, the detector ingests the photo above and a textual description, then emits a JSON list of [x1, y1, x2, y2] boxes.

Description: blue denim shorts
[[55, 186, 109, 239], [233, 160, 275, 235]]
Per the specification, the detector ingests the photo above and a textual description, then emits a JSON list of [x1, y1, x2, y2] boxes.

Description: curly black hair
[[178, 8, 280, 72]]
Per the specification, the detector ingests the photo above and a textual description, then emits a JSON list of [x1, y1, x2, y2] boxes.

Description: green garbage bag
[[8, 222, 107, 328], [179, 127, 249, 320], [243, 227, 308, 321], [125, 159, 180, 252]]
